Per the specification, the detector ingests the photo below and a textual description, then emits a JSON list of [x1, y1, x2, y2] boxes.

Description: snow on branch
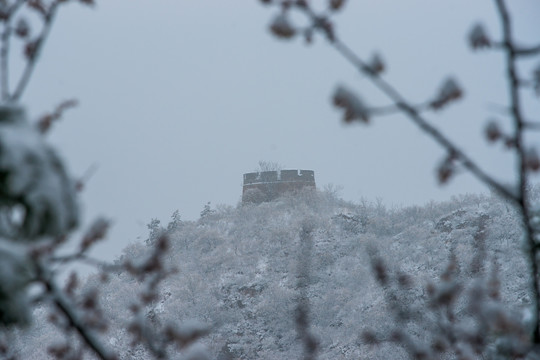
[[0, 106, 79, 239]]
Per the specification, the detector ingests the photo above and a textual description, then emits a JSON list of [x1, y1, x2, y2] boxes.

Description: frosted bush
[[0, 106, 79, 239]]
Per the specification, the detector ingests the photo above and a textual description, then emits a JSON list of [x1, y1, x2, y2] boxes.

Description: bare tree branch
[[524, 121, 540, 131], [286, 4, 519, 205], [494, 0, 540, 343], [515, 44, 540, 56], [330, 38, 518, 204], [0, 0, 26, 102], [37, 98, 78, 133], [368, 101, 432, 117], [10, 1, 60, 102], [36, 262, 115, 360]]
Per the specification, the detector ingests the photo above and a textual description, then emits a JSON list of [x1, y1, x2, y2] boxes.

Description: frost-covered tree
[[167, 210, 182, 232], [256, 160, 283, 172], [199, 201, 215, 220], [145, 218, 163, 245], [11, 188, 530, 359]]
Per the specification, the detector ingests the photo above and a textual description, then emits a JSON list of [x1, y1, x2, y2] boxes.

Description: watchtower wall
[[242, 170, 316, 204]]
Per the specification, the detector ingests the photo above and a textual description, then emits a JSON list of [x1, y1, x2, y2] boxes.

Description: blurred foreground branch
[[261, 0, 540, 356]]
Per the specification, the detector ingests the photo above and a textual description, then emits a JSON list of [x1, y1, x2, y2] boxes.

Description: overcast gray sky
[[21, 0, 540, 260]]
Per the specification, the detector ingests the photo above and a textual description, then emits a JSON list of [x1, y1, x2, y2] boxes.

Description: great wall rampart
[[242, 170, 316, 204]]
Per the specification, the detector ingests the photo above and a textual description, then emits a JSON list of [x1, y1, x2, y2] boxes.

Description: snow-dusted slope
[[14, 190, 532, 359]]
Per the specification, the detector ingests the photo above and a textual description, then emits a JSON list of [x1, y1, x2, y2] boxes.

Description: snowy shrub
[[0, 106, 78, 239]]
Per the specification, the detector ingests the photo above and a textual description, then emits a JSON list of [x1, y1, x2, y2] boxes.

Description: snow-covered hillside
[[13, 189, 534, 359]]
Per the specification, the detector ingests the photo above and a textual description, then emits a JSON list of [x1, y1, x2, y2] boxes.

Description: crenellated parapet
[[242, 170, 316, 204]]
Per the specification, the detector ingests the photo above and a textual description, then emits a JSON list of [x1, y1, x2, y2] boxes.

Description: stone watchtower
[[242, 170, 316, 204]]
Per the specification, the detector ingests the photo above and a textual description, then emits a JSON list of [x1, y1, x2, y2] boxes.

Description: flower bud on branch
[[469, 23, 491, 49], [15, 18, 30, 38], [80, 217, 110, 253], [526, 148, 540, 172], [329, 0, 346, 12], [437, 155, 456, 184], [430, 77, 463, 110], [27, 0, 47, 18], [24, 39, 37, 60], [367, 52, 385, 75], [270, 12, 296, 39], [485, 119, 501, 143], [37, 99, 78, 133], [332, 85, 369, 123], [504, 137, 516, 149]]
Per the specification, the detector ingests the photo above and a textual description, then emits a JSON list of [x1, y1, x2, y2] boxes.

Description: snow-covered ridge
[[14, 189, 535, 359]]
